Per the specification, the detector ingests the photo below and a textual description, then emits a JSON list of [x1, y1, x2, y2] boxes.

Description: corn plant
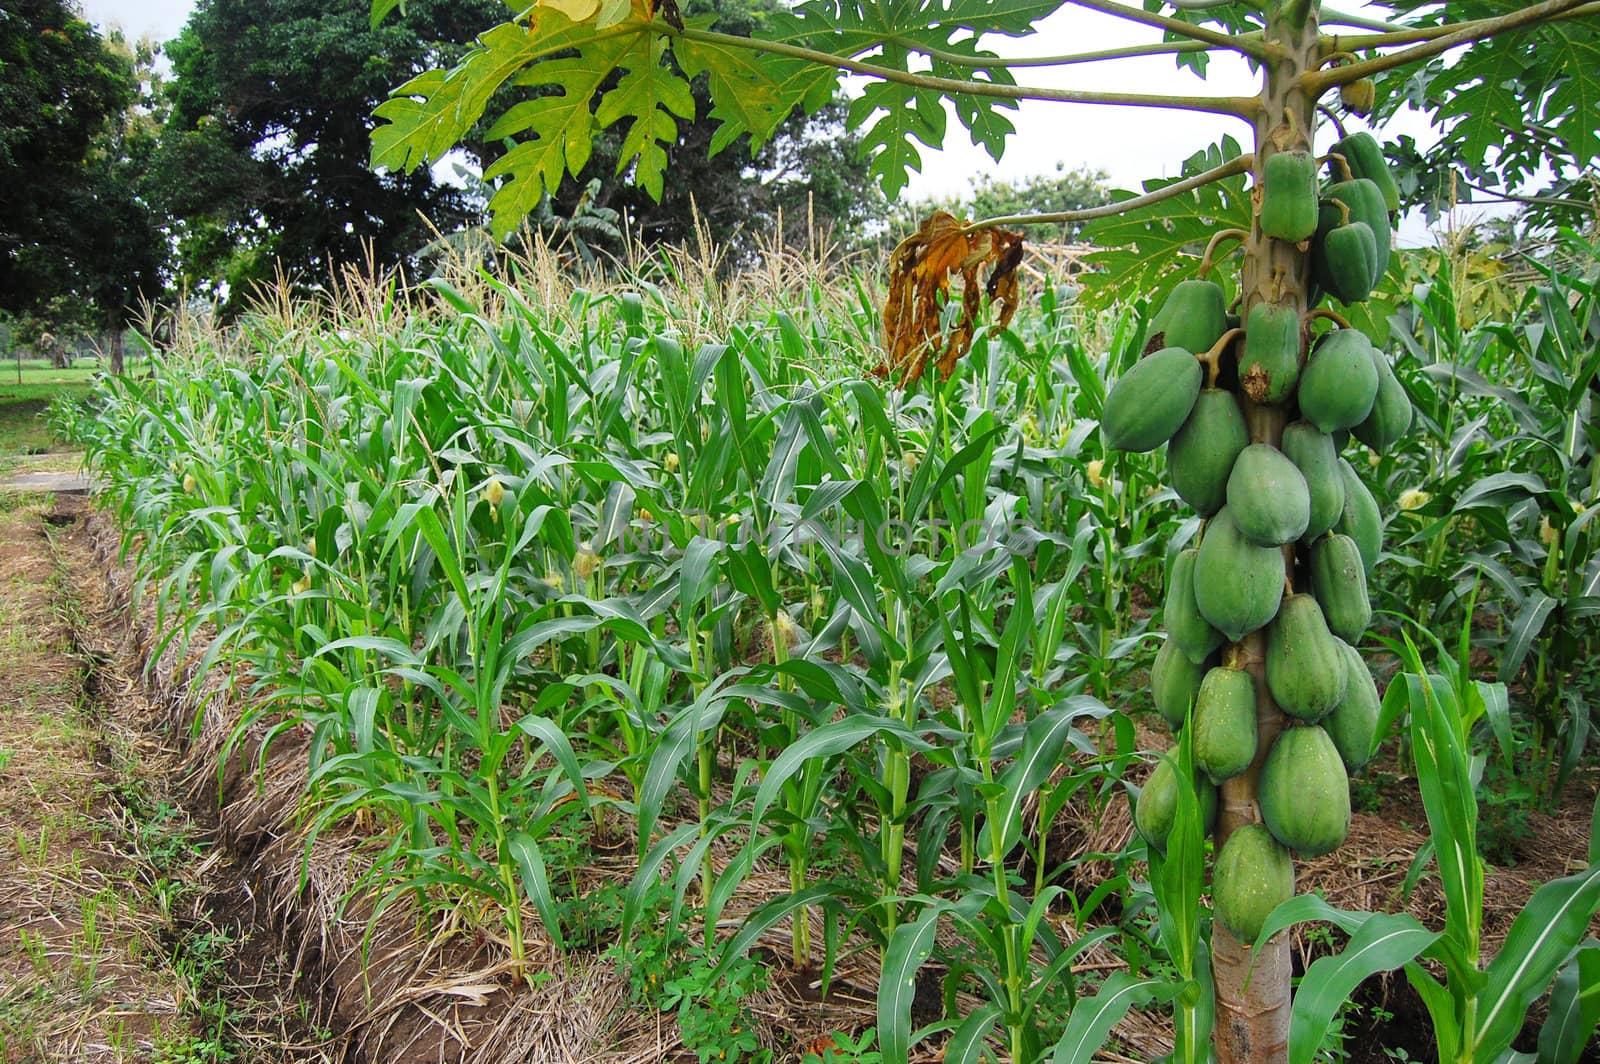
[[1247, 618, 1600, 1064]]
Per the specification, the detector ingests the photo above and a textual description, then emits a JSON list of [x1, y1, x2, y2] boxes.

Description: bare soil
[[0, 494, 335, 1063]]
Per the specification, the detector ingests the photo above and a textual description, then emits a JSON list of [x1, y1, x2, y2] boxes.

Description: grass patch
[[0, 381, 92, 460], [0, 356, 145, 387]]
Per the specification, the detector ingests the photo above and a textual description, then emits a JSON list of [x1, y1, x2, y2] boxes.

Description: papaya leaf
[[369, 0, 405, 28], [372, 21, 584, 175], [848, 57, 949, 201], [1374, 3, 1600, 225], [1079, 137, 1251, 313], [758, 0, 1061, 198], [484, 9, 693, 231], [672, 35, 836, 156]]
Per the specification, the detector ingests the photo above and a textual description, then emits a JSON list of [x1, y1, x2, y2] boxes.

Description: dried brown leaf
[[876, 211, 1026, 386]]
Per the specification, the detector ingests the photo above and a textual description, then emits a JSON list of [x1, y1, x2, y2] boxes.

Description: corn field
[[59, 233, 1600, 1063]]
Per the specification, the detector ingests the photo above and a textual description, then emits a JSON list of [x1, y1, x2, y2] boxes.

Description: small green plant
[[152, 1029, 238, 1064], [1474, 753, 1536, 867], [801, 1027, 882, 1064]]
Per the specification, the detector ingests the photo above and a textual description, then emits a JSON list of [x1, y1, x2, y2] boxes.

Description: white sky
[[79, 0, 1501, 246]]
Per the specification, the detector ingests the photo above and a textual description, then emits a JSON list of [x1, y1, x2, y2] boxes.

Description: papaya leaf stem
[[673, 27, 1261, 117], [1199, 228, 1251, 280], [1197, 327, 1245, 388], [1322, 150, 1353, 182], [1067, 0, 1284, 60], [963, 154, 1251, 233], [1305, 0, 1591, 91], [882, 34, 1239, 69], [1303, 307, 1353, 331], [1318, 6, 1404, 32], [1325, 2, 1599, 50]]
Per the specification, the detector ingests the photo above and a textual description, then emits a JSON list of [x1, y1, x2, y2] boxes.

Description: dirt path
[[0, 492, 333, 1063]]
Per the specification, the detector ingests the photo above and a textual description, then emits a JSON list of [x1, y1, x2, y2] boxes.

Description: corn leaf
[[509, 832, 565, 950], [985, 696, 1109, 858], [879, 906, 945, 1064], [1406, 646, 1485, 968], [1537, 940, 1600, 1064], [1289, 914, 1441, 1064], [1049, 972, 1180, 1064], [1475, 865, 1600, 1060]]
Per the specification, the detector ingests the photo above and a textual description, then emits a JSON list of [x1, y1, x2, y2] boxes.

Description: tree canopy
[[1368, 0, 1600, 230], [0, 0, 160, 339], [154, 0, 509, 308], [368, 0, 1599, 249]]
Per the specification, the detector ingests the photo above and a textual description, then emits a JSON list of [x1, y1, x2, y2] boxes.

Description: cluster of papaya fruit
[[1112, 131, 1412, 944]]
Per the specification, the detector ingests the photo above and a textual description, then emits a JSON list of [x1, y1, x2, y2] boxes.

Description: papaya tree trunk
[[1211, 5, 1321, 1061]]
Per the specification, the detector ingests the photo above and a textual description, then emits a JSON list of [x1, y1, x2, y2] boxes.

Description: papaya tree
[[366, 1, 1598, 1061]]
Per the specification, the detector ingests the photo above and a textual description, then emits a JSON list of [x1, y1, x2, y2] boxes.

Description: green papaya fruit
[[1194, 666, 1258, 784], [1326, 639, 1380, 772], [1212, 823, 1294, 944], [1135, 754, 1219, 852], [1259, 725, 1351, 857], [1330, 131, 1401, 213], [1299, 329, 1379, 433], [1310, 533, 1371, 643], [1152, 636, 1208, 729], [1169, 388, 1249, 517], [1261, 149, 1318, 241], [1165, 547, 1225, 665], [1334, 458, 1382, 573], [1149, 279, 1228, 355], [1265, 593, 1348, 722], [1193, 507, 1286, 643], [1281, 421, 1345, 542], [1227, 443, 1312, 546], [1239, 301, 1302, 405], [1351, 349, 1413, 454], [1326, 178, 1391, 281], [1312, 201, 1378, 303], [1103, 346, 1204, 453]]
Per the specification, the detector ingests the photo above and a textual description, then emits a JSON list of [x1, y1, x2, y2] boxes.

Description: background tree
[[157, 0, 882, 306], [0, 0, 162, 369], [77, 31, 167, 372], [156, 0, 508, 312]]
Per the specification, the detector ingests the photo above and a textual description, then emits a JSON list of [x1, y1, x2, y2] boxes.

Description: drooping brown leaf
[[876, 211, 1025, 386]]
